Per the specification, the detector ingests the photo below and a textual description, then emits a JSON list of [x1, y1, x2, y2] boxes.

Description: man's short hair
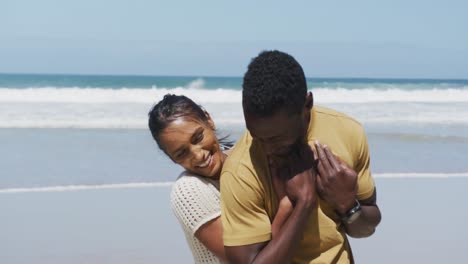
[[242, 50, 307, 117]]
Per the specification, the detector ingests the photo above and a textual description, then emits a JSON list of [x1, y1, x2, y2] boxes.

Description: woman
[[148, 94, 291, 264]]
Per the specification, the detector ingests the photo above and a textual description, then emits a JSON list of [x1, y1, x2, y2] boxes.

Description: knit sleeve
[[170, 173, 221, 235]]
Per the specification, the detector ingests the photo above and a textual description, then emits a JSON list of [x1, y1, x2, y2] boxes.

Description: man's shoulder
[[222, 131, 253, 174], [309, 106, 367, 161], [312, 106, 365, 134], [313, 106, 362, 126], [221, 131, 267, 188]]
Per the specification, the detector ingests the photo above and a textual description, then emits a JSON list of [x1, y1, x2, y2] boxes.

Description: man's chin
[[267, 155, 288, 169]]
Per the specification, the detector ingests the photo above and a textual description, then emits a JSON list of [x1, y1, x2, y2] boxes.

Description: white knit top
[[170, 171, 222, 264]]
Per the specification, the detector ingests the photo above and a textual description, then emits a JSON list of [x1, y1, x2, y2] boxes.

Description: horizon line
[[1, 72, 467, 82]]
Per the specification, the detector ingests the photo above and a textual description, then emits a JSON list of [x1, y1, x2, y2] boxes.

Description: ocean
[[1, 73, 467, 264], [1, 73, 467, 190]]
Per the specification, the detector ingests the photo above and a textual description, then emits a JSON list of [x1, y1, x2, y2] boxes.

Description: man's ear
[[305, 91, 314, 110]]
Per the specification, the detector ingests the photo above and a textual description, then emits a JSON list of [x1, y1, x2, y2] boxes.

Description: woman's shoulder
[[173, 171, 216, 188], [170, 171, 222, 234], [170, 171, 220, 201]]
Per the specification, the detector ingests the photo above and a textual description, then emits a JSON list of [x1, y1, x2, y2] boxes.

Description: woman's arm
[[194, 216, 228, 263], [271, 172, 294, 238], [171, 175, 228, 263], [195, 199, 294, 262], [195, 195, 294, 262], [271, 197, 293, 238]]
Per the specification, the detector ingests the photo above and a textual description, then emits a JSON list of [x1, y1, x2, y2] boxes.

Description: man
[[220, 50, 381, 263]]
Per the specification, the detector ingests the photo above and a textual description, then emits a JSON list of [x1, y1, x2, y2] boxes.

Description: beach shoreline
[[2, 177, 467, 264]]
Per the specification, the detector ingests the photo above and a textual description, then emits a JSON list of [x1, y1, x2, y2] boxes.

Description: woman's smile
[[196, 154, 213, 169]]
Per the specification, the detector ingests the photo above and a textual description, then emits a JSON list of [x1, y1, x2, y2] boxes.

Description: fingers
[[342, 162, 358, 182], [336, 155, 355, 177], [335, 154, 344, 164], [315, 140, 332, 172], [324, 145, 340, 170], [316, 171, 324, 194], [308, 142, 319, 173]]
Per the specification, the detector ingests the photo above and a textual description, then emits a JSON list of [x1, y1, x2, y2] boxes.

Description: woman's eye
[[175, 150, 187, 159], [194, 132, 204, 143]]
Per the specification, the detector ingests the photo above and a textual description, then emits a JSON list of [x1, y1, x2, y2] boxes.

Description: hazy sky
[[2, 0, 467, 78]]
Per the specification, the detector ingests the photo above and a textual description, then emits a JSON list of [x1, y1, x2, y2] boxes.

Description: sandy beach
[[2, 177, 467, 264]]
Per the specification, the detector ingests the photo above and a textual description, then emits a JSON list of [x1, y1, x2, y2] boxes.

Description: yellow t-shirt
[[220, 106, 375, 264]]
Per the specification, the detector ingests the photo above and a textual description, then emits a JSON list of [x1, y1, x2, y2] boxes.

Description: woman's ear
[[305, 91, 314, 110], [207, 118, 215, 130], [204, 111, 216, 130]]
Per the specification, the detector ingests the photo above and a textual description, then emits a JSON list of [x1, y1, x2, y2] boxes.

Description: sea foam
[[1, 87, 468, 103], [1, 86, 468, 128], [1, 173, 467, 194]]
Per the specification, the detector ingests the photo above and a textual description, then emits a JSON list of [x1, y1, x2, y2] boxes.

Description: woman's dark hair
[[148, 94, 232, 155]]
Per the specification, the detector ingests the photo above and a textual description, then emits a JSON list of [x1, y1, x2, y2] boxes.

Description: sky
[[1, 0, 467, 78]]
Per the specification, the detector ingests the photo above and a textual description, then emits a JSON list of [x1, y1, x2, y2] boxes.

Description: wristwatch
[[340, 200, 362, 225]]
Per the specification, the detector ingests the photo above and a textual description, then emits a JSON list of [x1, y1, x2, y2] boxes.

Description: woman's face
[[159, 117, 225, 179]]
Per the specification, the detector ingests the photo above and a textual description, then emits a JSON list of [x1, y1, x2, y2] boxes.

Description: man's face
[[246, 109, 309, 167]]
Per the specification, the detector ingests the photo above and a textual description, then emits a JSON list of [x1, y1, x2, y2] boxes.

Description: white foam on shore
[[1, 87, 468, 103], [2, 86, 468, 128], [1, 173, 468, 194], [0, 182, 173, 194], [2, 101, 468, 128]]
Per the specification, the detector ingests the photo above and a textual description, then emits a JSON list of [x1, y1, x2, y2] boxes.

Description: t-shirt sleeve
[[220, 170, 272, 246], [354, 127, 376, 201], [170, 176, 221, 235]]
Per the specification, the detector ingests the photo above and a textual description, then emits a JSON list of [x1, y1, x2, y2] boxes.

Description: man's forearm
[[251, 199, 315, 264], [344, 204, 381, 238]]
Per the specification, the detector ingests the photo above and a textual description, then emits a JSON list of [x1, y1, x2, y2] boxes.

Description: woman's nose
[[191, 145, 205, 162]]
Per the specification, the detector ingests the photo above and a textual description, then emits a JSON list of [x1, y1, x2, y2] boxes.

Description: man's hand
[[271, 143, 317, 208], [314, 140, 357, 215], [225, 144, 318, 264]]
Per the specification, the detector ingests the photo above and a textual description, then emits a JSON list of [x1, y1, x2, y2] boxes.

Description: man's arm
[[223, 145, 317, 264], [314, 141, 381, 238], [342, 189, 381, 238]]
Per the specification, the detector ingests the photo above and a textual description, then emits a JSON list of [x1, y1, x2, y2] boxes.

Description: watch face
[[341, 200, 362, 224], [346, 209, 362, 224]]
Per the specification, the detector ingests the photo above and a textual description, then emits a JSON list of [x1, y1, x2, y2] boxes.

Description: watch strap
[[340, 199, 362, 224]]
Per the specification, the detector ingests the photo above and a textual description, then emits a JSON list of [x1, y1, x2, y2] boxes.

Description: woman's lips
[[196, 154, 213, 168]]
